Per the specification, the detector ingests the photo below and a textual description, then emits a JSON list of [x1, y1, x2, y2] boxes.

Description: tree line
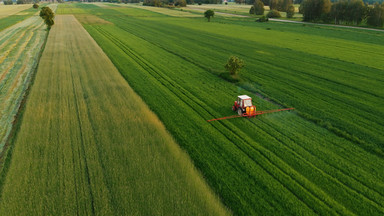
[[3, 0, 39, 5], [238, 0, 383, 4], [246, 0, 293, 11], [363, 0, 383, 4], [248, 0, 295, 18], [300, 0, 384, 27]]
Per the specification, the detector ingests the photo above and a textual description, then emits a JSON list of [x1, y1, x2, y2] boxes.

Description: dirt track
[[187, 6, 384, 32], [269, 18, 384, 32], [187, 6, 249, 17]]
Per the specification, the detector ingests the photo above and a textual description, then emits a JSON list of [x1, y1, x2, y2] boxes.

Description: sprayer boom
[[207, 95, 294, 122]]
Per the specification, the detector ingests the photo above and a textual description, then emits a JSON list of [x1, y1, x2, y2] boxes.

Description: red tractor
[[232, 95, 257, 117], [207, 95, 294, 122]]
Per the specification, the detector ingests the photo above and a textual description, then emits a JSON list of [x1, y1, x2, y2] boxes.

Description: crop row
[[75, 4, 384, 214]]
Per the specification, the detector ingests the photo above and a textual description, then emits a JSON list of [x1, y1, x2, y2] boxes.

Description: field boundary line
[[269, 18, 384, 32]]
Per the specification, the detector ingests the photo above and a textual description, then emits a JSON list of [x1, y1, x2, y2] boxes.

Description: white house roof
[[238, 95, 251, 100]]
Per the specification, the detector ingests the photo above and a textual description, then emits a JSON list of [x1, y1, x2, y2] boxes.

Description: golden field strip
[[0, 15, 47, 152], [0, 4, 32, 19], [0, 15, 229, 215], [122, 4, 200, 17]]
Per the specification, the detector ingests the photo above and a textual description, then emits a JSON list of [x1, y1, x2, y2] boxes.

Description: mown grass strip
[[0, 14, 49, 153], [0, 4, 32, 19], [0, 5, 46, 31]]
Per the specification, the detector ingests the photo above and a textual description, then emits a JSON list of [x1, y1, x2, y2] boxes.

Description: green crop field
[[54, 3, 384, 215], [0, 14, 229, 215], [1, 2, 383, 215]]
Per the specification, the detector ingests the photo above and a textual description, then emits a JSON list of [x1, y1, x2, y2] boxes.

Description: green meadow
[[53, 3, 384, 215]]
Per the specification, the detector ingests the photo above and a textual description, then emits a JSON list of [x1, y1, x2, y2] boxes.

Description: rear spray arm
[[207, 108, 295, 122]]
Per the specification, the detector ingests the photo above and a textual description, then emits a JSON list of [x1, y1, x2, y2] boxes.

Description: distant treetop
[[362, 0, 383, 4]]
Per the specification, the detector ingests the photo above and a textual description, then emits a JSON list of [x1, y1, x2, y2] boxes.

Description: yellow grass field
[[119, 4, 201, 17], [0, 15, 229, 215], [0, 4, 32, 19], [186, 3, 302, 18], [187, 4, 251, 15], [138, 6, 201, 17]]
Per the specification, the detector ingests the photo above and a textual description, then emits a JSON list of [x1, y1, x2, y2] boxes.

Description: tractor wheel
[[237, 108, 243, 116]]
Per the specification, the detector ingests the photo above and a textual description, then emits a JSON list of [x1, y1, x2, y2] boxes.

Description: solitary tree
[[267, 9, 281, 18], [204, 9, 215, 22], [254, 0, 265, 15], [249, 6, 256, 14], [39, 6, 55, 30], [286, 4, 295, 18], [33, 3, 39, 9], [225, 56, 245, 76]]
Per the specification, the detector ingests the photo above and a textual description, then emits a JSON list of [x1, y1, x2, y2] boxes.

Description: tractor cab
[[232, 95, 257, 116], [237, 95, 252, 108]]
